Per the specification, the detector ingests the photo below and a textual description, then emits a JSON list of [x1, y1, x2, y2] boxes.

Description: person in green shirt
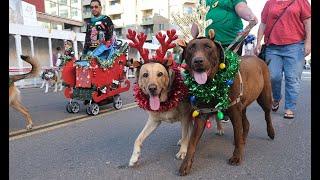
[[205, 0, 258, 56], [204, 0, 257, 123]]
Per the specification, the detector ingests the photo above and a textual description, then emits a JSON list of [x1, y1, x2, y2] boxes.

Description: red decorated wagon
[[60, 39, 130, 115]]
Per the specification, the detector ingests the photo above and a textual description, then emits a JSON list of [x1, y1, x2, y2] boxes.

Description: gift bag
[[76, 66, 91, 88]]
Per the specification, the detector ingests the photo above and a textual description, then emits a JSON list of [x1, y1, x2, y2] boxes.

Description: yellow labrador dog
[[129, 61, 193, 167]]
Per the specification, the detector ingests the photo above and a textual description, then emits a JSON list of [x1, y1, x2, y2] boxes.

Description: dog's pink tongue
[[149, 96, 160, 110], [193, 72, 207, 84]]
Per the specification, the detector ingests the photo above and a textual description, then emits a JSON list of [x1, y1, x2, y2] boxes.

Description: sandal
[[272, 101, 280, 112], [284, 110, 294, 119]]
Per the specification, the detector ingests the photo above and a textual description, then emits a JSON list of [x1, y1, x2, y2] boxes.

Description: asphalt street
[[9, 70, 311, 180], [9, 78, 137, 132]]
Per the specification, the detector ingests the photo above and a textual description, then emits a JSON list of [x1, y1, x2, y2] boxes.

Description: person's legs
[[282, 42, 305, 116], [266, 45, 284, 106]]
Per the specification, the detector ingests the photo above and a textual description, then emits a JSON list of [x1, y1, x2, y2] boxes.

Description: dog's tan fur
[[178, 28, 275, 175], [129, 62, 193, 167], [9, 55, 40, 130]]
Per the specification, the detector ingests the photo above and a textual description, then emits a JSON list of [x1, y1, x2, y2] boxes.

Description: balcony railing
[[112, 19, 124, 27], [106, 4, 124, 15], [83, 12, 92, 19], [183, 0, 197, 4], [141, 17, 153, 25]]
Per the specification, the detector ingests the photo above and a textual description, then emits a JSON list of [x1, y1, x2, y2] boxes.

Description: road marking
[[302, 71, 311, 75], [9, 103, 138, 141]]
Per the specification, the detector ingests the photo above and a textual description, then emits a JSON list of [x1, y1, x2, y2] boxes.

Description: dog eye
[[157, 72, 163, 77], [205, 44, 211, 49], [143, 72, 148, 78]]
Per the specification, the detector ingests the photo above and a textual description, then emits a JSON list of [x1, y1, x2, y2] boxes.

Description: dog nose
[[193, 57, 204, 65], [148, 84, 157, 94]]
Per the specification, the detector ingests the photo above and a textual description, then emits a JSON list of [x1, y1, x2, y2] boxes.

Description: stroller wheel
[[86, 105, 92, 115], [113, 95, 123, 110], [66, 103, 72, 113], [70, 102, 80, 113], [88, 103, 100, 115]]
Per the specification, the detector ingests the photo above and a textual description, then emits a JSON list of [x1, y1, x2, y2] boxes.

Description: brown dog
[[177, 27, 275, 176], [128, 61, 193, 166], [9, 55, 40, 130]]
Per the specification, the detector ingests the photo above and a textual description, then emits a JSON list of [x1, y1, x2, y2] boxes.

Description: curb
[[9, 102, 137, 139]]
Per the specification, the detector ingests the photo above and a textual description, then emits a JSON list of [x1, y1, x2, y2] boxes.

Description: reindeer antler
[[126, 29, 149, 61], [154, 29, 178, 62]]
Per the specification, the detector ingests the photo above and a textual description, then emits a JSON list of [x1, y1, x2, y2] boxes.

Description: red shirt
[[261, 0, 311, 45]]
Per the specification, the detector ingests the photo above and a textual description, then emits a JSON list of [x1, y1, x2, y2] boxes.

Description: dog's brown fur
[[9, 55, 40, 130], [177, 30, 275, 176], [129, 61, 193, 167]]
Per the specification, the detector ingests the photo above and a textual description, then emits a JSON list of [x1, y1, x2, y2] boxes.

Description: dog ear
[[165, 57, 173, 67], [176, 39, 187, 49], [191, 23, 199, 39], [133, 60, 142, 68], [208, 29, 215, 40], [160, 68, 175, 102], [168, 68, 175, 89], [133, 60, 143, 79], [214, 41, 225, 63]]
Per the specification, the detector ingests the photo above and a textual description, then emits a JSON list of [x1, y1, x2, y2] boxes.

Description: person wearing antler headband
[[82, 0, 114, 56], [204, 0, 258, 56]]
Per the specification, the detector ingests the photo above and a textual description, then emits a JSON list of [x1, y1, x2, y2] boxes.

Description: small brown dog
[[9, 55, 40, 130], [177, 26, 275, 176]]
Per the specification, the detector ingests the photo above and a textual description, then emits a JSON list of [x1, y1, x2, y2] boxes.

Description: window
[[143, 9, 153, 17], [183, 7, 193, 14], [59, 9, 68, 18], [50, 2, 56, 8], [72, 0, 78, 3], [143, 25, 153, 34], [111, 14, 121, 20], [115, 28, 122, 37], [159, 24, 164, 30], [71, 8, 78, 17], [110, 0, 120, 6], [58, 0, 67, 5]]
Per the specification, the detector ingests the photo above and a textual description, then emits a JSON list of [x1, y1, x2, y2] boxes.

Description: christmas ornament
[[192, 110, 200, 118], [219, 63, 226, 69], [206, 120, 212, 129], [217, 111, 224, 120]]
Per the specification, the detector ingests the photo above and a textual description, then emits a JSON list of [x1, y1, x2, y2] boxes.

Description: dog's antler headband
[[126, 29, 150, 61], [126, 29, 178, 64]]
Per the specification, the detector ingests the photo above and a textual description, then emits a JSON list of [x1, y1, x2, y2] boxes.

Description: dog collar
[[184, 50, 240, 111], [134, 65, 189, 112]]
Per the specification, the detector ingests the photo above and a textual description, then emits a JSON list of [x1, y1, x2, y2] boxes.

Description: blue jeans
[[265, 41, 305, 112]]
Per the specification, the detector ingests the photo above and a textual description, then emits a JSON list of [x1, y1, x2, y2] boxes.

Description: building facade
[[9, 0, 85, 87], [82, 0, 197, 41]]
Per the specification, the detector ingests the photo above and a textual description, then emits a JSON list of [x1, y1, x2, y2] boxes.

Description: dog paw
[[178, 158, 192, 176], [215, 130, 224, 136], [228, 155, 242, 166], [26, 124, 33, 130], [129, 154, 140, 167], [175, 151, 187, 160]]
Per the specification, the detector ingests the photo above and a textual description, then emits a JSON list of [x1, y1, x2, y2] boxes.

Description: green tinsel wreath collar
[[183, 50, 240, 111]]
